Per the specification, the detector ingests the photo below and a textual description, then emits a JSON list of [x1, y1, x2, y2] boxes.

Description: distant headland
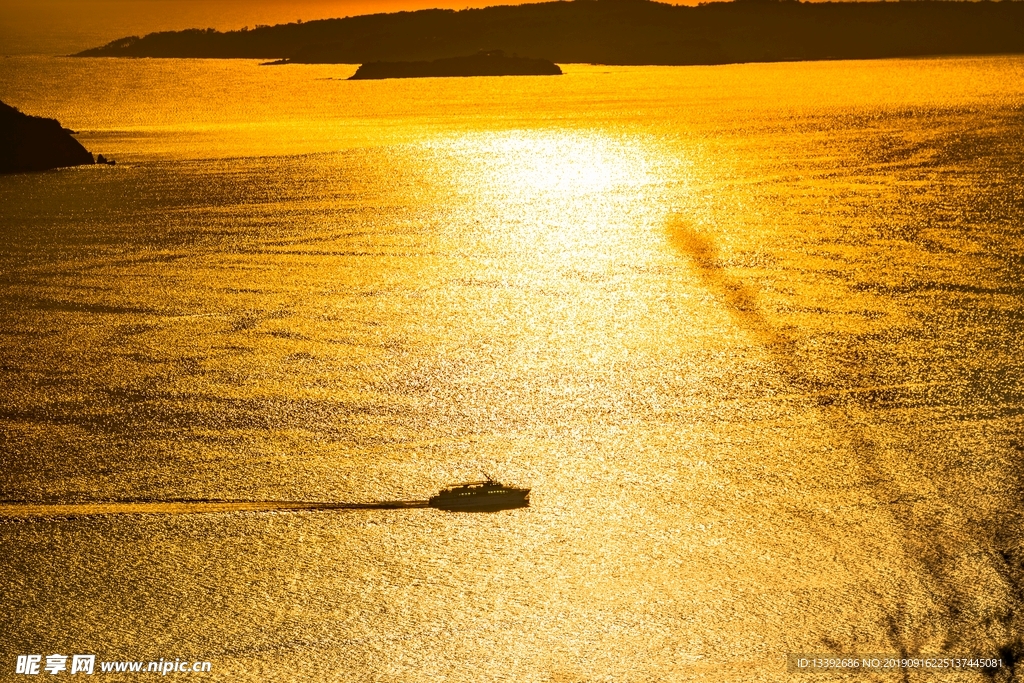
[[0, 100, 96, 174], [347, 50, 562, 79], [74, 0, 1024, 67]]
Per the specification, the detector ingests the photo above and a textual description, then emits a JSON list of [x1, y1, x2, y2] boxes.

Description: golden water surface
[[2, 56, 1024, 681]]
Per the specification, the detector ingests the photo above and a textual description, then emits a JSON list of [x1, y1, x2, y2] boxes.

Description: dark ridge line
[[72, 0, 1024, 67]]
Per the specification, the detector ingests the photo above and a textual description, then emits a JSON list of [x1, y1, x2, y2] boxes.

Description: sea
[[1, 53, 1024, 681]]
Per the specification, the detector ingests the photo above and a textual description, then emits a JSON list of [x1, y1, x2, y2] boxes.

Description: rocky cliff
[[0, 100, 95, 174]]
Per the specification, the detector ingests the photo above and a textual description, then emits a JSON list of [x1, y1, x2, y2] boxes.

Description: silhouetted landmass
[[349, 50, 562, 79], [75, 0, 1024, 67], [0, 100, 95, 174]]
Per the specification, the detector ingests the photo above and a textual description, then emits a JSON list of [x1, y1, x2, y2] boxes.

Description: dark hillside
[[0, 100, 94, 174], [75, 0, 1024, 66]]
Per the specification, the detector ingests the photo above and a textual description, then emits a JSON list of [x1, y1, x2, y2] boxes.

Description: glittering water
[[2, 56, 1024, 681]]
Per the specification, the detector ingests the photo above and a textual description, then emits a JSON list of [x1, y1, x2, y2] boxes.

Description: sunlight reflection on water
[[1, 56, 1024, 681]]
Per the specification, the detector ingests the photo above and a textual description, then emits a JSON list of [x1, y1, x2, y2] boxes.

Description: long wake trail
[[0, 498, 431, 517]]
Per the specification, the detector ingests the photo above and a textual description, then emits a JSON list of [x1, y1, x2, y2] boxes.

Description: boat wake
[[0, 498, 430, 518]]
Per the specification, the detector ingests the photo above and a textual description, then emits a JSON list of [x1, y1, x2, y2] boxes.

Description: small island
[[349, 50, 561, 80], [1, 100, 95, 174]]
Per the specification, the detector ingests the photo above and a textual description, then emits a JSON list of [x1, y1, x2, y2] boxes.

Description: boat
[[428, 474, 530, 511]]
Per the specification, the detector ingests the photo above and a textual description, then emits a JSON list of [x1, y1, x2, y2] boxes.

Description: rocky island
[[349, 51, 561, 80], [0, 100, 95, 174]]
